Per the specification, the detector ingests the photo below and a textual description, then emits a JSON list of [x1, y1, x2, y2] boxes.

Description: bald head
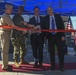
[[5, 4, 13, 15]]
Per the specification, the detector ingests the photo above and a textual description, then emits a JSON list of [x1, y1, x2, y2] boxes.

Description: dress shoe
[[2, 66, 12, 71], [8, 65, 12, 68], [33, 63, 38, 68], [50, 67, 55, 71], [60, 68, 65, 71], [39, 64, 43, 68], [50, 66, 55, 71]]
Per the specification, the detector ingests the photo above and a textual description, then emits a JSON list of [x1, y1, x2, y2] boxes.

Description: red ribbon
[[0, 25, 76, 32]]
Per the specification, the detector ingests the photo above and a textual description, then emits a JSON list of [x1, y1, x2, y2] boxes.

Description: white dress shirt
[[31, 16, 41, 34]]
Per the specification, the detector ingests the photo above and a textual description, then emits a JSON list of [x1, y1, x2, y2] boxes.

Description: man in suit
[[44, 7, 65, 71], [29, 7, 44, 67]]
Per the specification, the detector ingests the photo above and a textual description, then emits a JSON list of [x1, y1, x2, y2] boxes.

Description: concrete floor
[[0, 56, 76, 75], [0, 47, 76, 75]]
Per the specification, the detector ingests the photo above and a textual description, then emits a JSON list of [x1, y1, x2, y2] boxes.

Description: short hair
[[5, 4, 13, 9], [18, 6, 24, 11], [34, 7, 40, 11], [47, 6, 53, 10]]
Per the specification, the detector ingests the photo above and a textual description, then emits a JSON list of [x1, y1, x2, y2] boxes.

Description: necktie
[[36, 16, 39, 23], [36, 16, 40, 35], [51, 17, 56, 34]]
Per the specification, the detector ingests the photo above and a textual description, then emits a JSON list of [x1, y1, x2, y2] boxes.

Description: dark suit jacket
[[29, 16, 45, 36], [43, 14, 65, 38], [29, 16, 44, 29]]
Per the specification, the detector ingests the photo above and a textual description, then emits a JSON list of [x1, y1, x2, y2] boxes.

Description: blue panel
[[0, 0, 76, 15]]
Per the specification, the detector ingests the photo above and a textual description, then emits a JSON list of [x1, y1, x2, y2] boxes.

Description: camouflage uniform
[[12, 14, 26, 60]]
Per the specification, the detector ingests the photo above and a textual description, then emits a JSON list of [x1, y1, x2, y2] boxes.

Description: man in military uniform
[[12, 6, 33, 67], [0, 4, 20, 71]]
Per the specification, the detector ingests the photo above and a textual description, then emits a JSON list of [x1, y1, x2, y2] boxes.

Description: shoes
[[14, 61, 20, 67], [33, 63, 38, 68], [60, 67, 65, 71], [14, 58, 20, 67], [39, 64, 43, 68], [50, 67, 55, 71], [8, 65, 12, 68], [49, 65, 55, 71], [2, 65, 12, 71]]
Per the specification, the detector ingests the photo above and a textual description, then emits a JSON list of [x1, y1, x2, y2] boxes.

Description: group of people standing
[[0, 4, 65, 71]]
